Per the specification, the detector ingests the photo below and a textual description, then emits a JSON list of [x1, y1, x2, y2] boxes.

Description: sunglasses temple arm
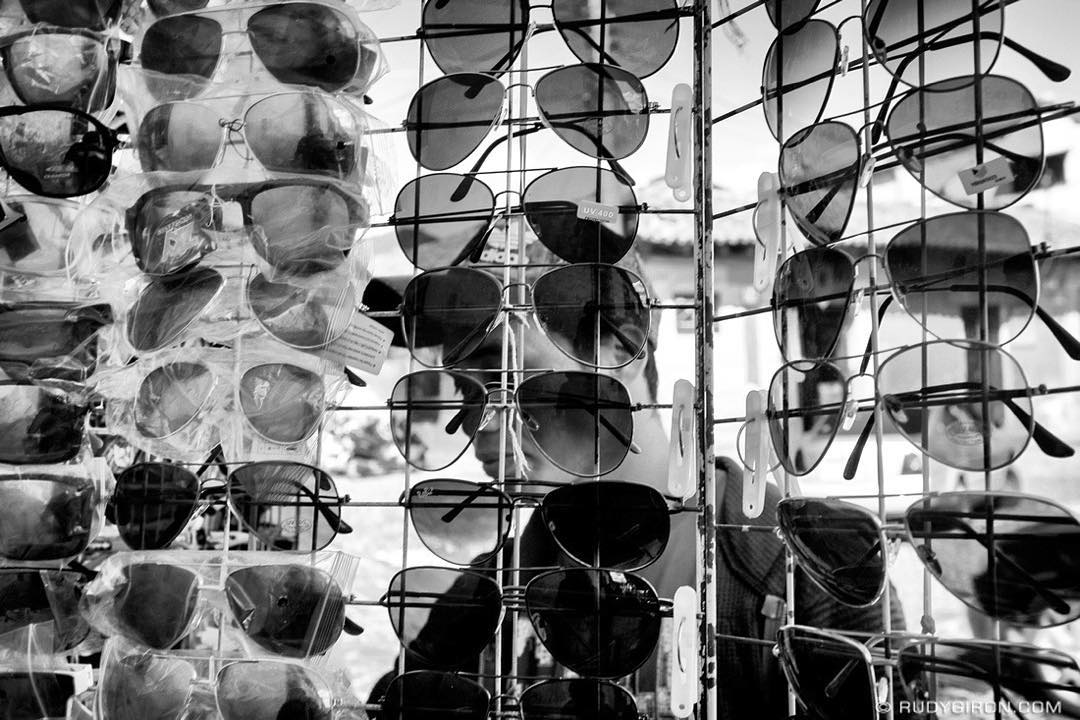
[[470, 125, 641, 186], [195, 444, 228, 480], [843, 413, 874, 480], [858, 296, 893, 375], [1000, 395, 1073, 458], [439, 482, 501, 524]]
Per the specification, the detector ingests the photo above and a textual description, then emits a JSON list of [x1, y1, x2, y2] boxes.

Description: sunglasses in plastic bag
[[0, 568, 91, 648], [13, 0, 124, 29], [0, 196, 115, 277], [0, 667, 92, 720], [0, 26, 123, 112], [0, 379, 91, 464], [0, 301, 112, 380], [0, 470, 99, 562]]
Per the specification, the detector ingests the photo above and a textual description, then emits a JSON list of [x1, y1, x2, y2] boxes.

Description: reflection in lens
[[217, 660, 334, 720], [238, 363, 324, 444], [127, 267, 223, 350], [407, 74, 504, 171], [778, 627, 877, 719], [389, 370, 488, 472], [772, 246, 854, 361], [401, 268, 502, 367], [137, 102, 222, 172], [421, 0, 529, 75], [407, 479, 513, 566], [380, 670, 490, 720], [394, 173, 495, 270], [0, 476, 94, 561], [229, 462, 341, 551], [521, 679, 640, 720], [762, 20, 839, 142], [552, 0, 679, 79], [780, 122, 860, 246], [112, 463, 199, 550], [246, 93, 359, 177], [248, 4, 359, 91], [135, 361, 215, 440], [767, 360, 848, 476], [114, 563, 200, 648]]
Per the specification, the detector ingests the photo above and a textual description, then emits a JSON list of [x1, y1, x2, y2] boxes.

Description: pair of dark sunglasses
[[0, 28, 123, 112], [0, 301, 112, 380], [0, 472, 97, 561], [12, 0, 122, 29], [0, 380, 90, 464]]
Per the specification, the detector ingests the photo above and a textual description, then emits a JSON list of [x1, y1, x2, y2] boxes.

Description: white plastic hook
[[752, 172, 781, 295], [666, 84, 694, 203], [670, 586, 698, 718], [742, 389, 771, 519], [668, 379, 697, 500]]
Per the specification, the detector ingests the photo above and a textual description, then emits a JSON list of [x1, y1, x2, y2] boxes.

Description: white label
[[958, 156, 1015, 195], [323, 312, 393, 375], [576, 200, 618, 223]]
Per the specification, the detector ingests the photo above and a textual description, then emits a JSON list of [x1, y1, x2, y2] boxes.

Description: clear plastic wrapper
[[0, 0, 142, 34], [82, 550, 360, 660], [0, 299, 115, 380], [0, 568, 93, 651], [0, 377, 96, 465]]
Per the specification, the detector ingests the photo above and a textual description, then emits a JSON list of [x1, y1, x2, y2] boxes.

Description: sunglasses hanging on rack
[[0, 27, 124, 112]]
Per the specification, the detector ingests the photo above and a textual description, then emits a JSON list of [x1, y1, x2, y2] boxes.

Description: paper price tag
[[958, 156, 1015, 196], [324, 312, 393, 376]]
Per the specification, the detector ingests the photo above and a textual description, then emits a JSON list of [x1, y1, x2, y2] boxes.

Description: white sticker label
[[323, 312, 393, 376], [958, 156, 1015, 196], [576, 200, 618, 223]]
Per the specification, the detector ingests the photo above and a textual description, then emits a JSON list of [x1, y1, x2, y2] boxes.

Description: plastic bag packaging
[[82, 550, 360, 660], [0, 622, 95, 720], [130, 0, 388, 103], [0, 568, 93, 651], [0, 299, 115, 381], [0, 0, 142, 35]]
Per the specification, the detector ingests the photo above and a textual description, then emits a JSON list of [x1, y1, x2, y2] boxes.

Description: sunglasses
[[0, 27, 122, 112], [390, 369, 639, 477], [0, 105, 119, 198], [109, 458, 350, 552], [15, 0, 123, 29], [403, 479, 674, 569], [0, 196, 114, 276], [772, 211, 1080, 364], [0, 472, 97, 561], [0, 568, 90, 649], [125, 265, 356, 352], [0, 668, 90, 720], [379, 671, 641, 720], [384, 566, 666, 678], [0, 301, 112, 380], [135, 91, 365, 180], [406, 64, 650, 173], [125, 181, 367, 277], [767, 340, 1073, 477], [778, 493, 1080, 626], [0, 380, 89, 463], [139, 1, 381, 97], [420, 0, 680, 78], [402, 264, 650, 369]]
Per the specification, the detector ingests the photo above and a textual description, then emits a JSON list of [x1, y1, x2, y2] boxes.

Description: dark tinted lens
[[112, 463, 199, 550], [524, 167, 638, 264], [128, 190, 219, 275], [389, 370, 488, 472], [0, 477, 93, 560], [552, 0, 679, 78], [115, 563, 200, 648], [7, 32, 108, 111], [542, 482, 668, 570], [229, 462, 341, 552], [521, 679, 639, 720], [225, 564, 344, 657], [0, 385, 86, 463], [137, 103, 221, 173], [772, 246, 854, 361], [380, 671, 490, 720], [239, 363, 324, 444], [886, 75, 1042, 209], [517, 371, 634, 477], [864, 0, 1003, 87], [778, 627, 877, 720], [905, 492, 1080, 626], [217, 661, 333, 720], [245, 93, 359, 178], [421, 0, 528, 75], [100, 653, 195, 720], [148, 0, 208, 15], [532, 264, 649, 369], [0, 572, 55, 635], [764, 0, 819, 30], [126, 267, 223, 350], [385, 567, 502, 668], [18, 0, 119, 28], [407, 479, 513, 566], [407, 74, 504, 171], [877, 341, 1034, 471], [525, 568, 659, 678], [767, 361, 847, 476], [780, 121, 860, 245], [762, 20, 838, 142], [394, 174, 495, 270], [0, 304, 109, 372], [248, 4, 358, 91], [534, 64, 648, 160], [246, 273, 354, 349], [778, 498, 886, 606], [0, 108, 112, 197], [134, 361, 215, 439], [141, 15, 222, 79], [0, 671, 76, 719], [886, 211, 1037, 346], [402, 267, 501, 367], [250, 184, 358, 275]]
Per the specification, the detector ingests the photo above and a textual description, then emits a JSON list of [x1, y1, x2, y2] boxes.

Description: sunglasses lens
[[408, 75, 504, 171], [763, 20, 837, 142], [148, 0, 209, 15], [239, 363, 324, 444], [246, 273, 355, 349], [0, 304, 109, 374], [780, 122, 860, 245], [225, 565, 345, 657], [7, 33, 108, 111], [138, 104, 221, 173], [777, 498, 885, 606], [389, 370, 488, 472], [532, 264, 649, 369], [886, 211, 1037, 347], [251, 185, 359, 274], [764, 0, 819, 30], [127, 267, 223, 350], [394, 174, 495, 271], [777, 627, 877, 719], [128, 191, 219, 276], [524, 167, 638, 264], [115, 563, 200, 648], [552, 0, 678, 78], [385, 567, 502, 668], [0, 385, 85, 463], [906, 493, 1080, 626], [0, 572, 59, 635], [248, 4, 358, 91], [135, 361, 215, 440], [517, 371, 634, 477], [245, 94, 360, 178], [113, 463, 199, 550], [229, 462, 340, 552], [877, 342, 1033, 471], [0, 671, 75, 718], [521, 679, 639, 720], [772, 246, 853, 362], [542, 482, 669, 570], [525, 568, 659, 678], [0, 477, 94, 560], [19, 0, 118, 28], [767, 361, 847, 476], [887, 75, 1042, 209], [0, 109, 111, 197], [217, 661, 334, 720], [422, 0, 528, 75], [865, 0, 1002, 87], [381, 671, 490, 720], [142, 15, 222, 81], [535, 64, 649, 161], [407, 479, 512, 566], [100, 653, 196, 720], [402, 268, 501, 367]]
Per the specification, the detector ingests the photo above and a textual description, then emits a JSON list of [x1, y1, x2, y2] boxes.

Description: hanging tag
[[323, 312, 394, 376], [742, 390, 771, 519], [668, 379, 697, 500], [670, 586, 698, 718], [958, 156, 1015, 196], [752, 172, 781, 294], [858, 155, 876, 188], [839, 45, 850, 76], [666, 84, 694, 203], [841, 398, 859, 431], [0, 198, 34, 261]]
